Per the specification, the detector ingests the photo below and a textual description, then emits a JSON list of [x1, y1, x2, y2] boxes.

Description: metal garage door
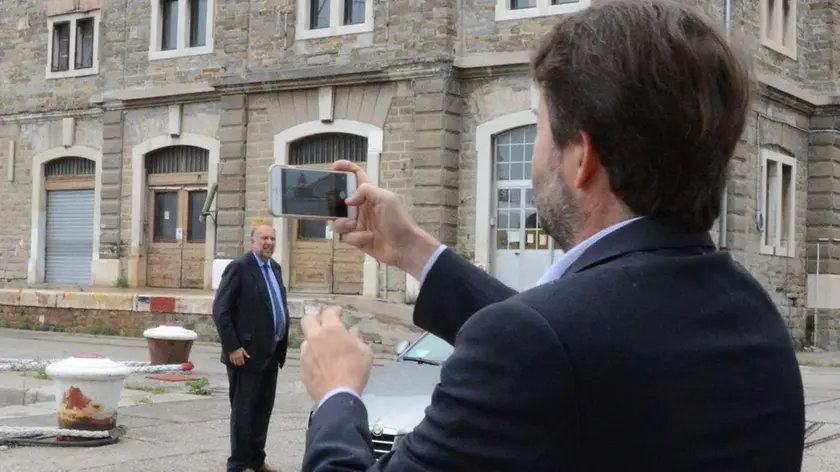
[[45, 189, 95, 285]]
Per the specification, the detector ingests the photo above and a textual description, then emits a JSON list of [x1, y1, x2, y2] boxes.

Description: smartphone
[[268, 165, 358, 220]]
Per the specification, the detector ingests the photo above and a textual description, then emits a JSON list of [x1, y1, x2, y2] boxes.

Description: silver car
[[364, 332, 454, 459], [305, 332, 453, 459]]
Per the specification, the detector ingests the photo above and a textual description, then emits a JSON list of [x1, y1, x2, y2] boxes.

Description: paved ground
[[0, 329, 837, 471]]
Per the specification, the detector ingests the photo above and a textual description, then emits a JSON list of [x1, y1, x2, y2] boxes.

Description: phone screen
[[279, 168, 349, 218]]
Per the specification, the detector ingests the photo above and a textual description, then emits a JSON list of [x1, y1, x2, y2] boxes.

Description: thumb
[[243, 349, 250, 358]]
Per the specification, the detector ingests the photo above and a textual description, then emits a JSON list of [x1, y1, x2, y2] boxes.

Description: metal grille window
[[146, 146, 210, 174], [45, 157, 96, 177], [289, 133, 368, 166]]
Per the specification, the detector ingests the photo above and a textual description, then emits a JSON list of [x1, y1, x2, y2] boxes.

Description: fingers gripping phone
[[268, 165, 358, 220]]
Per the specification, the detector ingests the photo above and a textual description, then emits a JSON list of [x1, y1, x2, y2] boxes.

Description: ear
[[573, 131, 600, 190]]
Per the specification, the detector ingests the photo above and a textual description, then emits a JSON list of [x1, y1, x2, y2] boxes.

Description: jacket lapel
[[565, 217, 717, 276]]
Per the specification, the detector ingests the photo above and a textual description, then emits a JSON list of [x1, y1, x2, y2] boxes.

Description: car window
[[401, 333, 454, 364]]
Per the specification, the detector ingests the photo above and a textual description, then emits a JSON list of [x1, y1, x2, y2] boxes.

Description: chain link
[[0, 358, 193, 374], [0, 426, 111, 439]]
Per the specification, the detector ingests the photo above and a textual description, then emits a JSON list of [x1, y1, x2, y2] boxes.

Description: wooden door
[[181, 189, 207, 288], [287, 133, 368, 295], [289, 218, 333, 293], [146, 187, 207, 289], [288, 163, 365, 295], [332, 214, 364, 294]]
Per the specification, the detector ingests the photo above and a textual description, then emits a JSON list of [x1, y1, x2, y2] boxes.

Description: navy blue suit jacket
[[302, 217, 805, 471]]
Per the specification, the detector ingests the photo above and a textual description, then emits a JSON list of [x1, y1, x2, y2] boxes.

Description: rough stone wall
[[216, 95, 249, 259], [0, 0, 833, 110], [0, 0, 458, 115], [100, 110, 124, 262], [803, 1, 839, 95], [411, 75, 462, 249], [806, 112, 840, 348], [119, 102, 221, 244], [378, 82, 417, 299], [727, 100, 811, 343]]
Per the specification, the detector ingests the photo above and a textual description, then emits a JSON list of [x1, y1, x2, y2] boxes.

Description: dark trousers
[[226, 360, 279, 472]]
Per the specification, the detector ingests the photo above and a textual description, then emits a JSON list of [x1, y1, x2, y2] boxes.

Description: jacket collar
[[565, 217, 717, 276]]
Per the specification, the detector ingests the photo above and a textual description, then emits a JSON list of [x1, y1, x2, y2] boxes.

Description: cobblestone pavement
[[0, 329, 838, 471]]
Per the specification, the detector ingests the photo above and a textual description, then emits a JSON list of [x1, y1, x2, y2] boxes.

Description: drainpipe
[[718, 0, 732, 250]]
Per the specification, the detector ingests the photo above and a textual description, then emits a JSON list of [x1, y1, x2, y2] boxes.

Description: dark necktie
[[262, 264, 284, 338]]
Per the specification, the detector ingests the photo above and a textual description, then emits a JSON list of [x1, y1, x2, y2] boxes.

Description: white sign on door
[[175, 228, 183, 240], [324, 223, 334, 240]]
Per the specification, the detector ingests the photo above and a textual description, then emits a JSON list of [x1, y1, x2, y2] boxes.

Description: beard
[[533, 169, 580, 252]]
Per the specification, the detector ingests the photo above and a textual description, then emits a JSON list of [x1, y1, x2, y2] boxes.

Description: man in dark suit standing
[[296, 1, 806, 471], [213, 223, 290, 472]]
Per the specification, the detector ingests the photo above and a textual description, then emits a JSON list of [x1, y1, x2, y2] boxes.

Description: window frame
[[759, 149, 797, 257], [495, 0, 589, 22], [149, 0, 215, 61], [186, 189, 208, 243], [760, 0, 797, 60], [296, 0, 374, 41], [46, 10, 101, 80]]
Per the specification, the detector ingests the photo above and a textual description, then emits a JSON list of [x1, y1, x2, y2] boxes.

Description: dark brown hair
[[531, 0, 751, 232]]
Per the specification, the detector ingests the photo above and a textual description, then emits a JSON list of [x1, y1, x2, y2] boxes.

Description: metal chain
[[0, 358, 151, 366], [0, 358, 194, 374], [0, 426, 111, 439]]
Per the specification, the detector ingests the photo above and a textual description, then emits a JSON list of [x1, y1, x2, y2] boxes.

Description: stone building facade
[[0, 0, 838, 348]]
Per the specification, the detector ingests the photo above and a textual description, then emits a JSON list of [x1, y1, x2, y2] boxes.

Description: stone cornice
[[212, 60, 452, 95], [0, 107, 101, 124], [91, 60, 455, 110], [456, 62, 530, 80], [755, 71, 840, 116], [93, 83, 220, 111]]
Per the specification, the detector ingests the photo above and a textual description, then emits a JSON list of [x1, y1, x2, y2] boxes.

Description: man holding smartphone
[[296, 0, 805, 471], [213, 223, 290, 472]]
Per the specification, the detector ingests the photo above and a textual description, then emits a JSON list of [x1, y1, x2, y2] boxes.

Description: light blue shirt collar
[[252, 251, 268, 267], [536, 217, 644, 285]]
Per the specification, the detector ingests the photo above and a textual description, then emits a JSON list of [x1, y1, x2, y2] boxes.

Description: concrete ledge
[[0, 288, 205, 314], [0, 289, 422, 355]]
